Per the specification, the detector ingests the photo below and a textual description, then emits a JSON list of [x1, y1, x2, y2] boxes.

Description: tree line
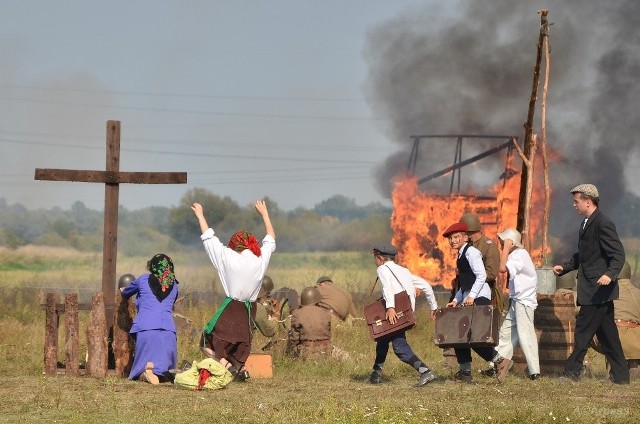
[[2, 187, 639, 254], [0, 189, 393, 253]]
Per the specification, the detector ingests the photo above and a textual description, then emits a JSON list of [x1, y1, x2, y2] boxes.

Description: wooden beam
[[34, 169, 187, 184]]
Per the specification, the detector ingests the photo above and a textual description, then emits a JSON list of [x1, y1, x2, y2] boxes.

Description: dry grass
[[1, 247, 639, 423]]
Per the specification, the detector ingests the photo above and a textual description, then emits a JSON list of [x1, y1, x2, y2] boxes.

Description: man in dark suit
[[553, 183, 629, 384]]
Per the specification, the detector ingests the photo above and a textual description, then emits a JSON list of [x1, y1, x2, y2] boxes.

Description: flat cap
[[443, 222, 468, 238], [316, 276, 333, 285], [372, 243, 397, 256], [570, 183, 599, 199]]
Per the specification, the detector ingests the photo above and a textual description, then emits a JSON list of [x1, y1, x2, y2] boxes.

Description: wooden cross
[[35, 120, 187, 323]]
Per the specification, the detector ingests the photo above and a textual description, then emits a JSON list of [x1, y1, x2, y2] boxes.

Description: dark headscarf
[[228, 230, 262, 257], [147, 253, 177, 302]]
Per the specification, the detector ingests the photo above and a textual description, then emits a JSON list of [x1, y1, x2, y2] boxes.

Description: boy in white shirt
[[490, 228, 540, 382]]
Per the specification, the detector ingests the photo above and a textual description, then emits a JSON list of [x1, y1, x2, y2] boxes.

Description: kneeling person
[[288, 287, 332, 360]]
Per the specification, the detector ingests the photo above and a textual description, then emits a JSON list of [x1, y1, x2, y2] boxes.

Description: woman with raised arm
[[192, 200, 276, 381]]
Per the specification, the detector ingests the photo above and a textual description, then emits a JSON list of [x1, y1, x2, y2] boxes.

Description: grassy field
[[1, 246, 638, 423]]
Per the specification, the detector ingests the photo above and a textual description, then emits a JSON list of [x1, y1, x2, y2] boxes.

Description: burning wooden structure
[[393, 135, 530, 289]]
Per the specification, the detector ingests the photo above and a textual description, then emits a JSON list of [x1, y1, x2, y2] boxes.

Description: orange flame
[[391, 152, 550, 288]]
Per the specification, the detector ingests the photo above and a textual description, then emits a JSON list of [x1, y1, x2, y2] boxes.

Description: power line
[[1, 137, 378, 165], [0, 95, 379, 122], [0, 83, 372, 103]]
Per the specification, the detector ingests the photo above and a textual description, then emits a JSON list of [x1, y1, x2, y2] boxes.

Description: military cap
[[442, 222, 468, 238], [316, 276, 333, 285], [118, 273, 136, 289], [459, 212, 481, 232], [570, 183, 599, 199], [372, 243, 397, 256]]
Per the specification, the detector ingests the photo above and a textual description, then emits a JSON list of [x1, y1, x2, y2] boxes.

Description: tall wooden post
[[516, 10, 549, 249]]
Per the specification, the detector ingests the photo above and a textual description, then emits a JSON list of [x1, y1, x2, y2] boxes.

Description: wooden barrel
[[512, 292, 576, 376]]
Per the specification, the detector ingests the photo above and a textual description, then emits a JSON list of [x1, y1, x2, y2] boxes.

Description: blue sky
[[1, 1, 435, 211], [2, 1, 638, 214]]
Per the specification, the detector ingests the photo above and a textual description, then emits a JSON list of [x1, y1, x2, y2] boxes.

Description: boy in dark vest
[[443, 222, 495, 383]]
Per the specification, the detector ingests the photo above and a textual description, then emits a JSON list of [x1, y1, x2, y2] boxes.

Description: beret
[[570, 183, 599, 198], [443, 222, 468, 238]]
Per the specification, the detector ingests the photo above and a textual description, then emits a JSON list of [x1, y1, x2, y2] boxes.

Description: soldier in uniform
[[592, 262, 640, 379], [459, 212, 503, 313], [253, 275, 280, 340], [459, 212, 505, 378], [315, 276, 358, 321], [288, 286, 333, 360]]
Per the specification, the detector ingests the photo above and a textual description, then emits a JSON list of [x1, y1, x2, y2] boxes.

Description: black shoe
[[416, 370, 437, 387], [450, 370, 472, 383], [233, 369, 250, 382], [368, 372, 382, 384], [480, 367, 497, 378], [559, 371, 579, 383], [529, 373, 540, 381]]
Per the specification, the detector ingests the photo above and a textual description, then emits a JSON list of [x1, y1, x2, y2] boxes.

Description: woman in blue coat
[[121, 253, 179, 384]]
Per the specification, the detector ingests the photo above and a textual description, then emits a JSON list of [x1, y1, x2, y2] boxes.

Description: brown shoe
[[143, 362, 159, 385], [496, 358, 513, 383]]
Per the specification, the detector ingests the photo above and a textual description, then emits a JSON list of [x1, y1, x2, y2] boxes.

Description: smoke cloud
[[364, 1, 639, 259]]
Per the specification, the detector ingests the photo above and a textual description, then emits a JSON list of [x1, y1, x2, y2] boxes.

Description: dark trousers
[[454, 296, 496, 364], [373, 330, 424, 372], [565, 301, 629, 382]]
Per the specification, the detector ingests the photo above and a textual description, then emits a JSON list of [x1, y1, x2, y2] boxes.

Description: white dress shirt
[[377, 260, 438, 311], [454, 243, 491, 304], [505, 247, 538, 309], [200, 228, 276, 302]]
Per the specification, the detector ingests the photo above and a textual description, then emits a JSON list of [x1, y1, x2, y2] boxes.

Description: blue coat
[[122, 274, 178, 334]]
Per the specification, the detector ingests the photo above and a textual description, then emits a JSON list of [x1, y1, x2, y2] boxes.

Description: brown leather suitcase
[[364, 292, 415, 341], [433, 305, 501, 348]]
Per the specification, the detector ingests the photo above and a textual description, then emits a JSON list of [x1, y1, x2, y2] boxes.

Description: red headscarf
[[228, 230, 262, 257]]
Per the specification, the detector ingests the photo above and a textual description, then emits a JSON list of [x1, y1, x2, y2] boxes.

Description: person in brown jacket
[[288, 287, 333, 360], [458, 213, 504, 377], [459, 212, 503, 312], [315, 276, 358, 321], [592, 261, 640, 379]]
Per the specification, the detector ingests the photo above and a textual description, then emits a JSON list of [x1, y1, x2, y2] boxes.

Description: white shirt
[[200, 228, 276, 301], [454, 243, 491, 304], [377, 261, 438, 311], [505, 247, 538, 309]]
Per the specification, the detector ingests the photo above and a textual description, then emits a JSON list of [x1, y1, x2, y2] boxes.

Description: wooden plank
[[65, 293, 80, 376], [86, 292, 108, 377], [44, 293, 59, 375], [34, 169, 187, 184]]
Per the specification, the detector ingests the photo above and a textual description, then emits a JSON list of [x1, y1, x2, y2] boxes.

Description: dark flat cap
[[372, 243, 397, 256]]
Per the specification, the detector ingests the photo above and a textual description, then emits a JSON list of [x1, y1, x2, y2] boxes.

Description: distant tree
[[168, 188, 241, 245], [314, 195, 366, 221], [120, 206, 170, 235]]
